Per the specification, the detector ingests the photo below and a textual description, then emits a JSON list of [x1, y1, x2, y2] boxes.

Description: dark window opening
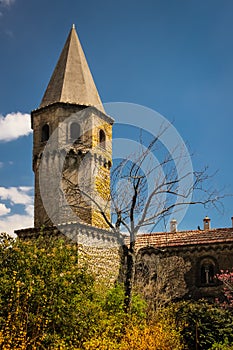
[[70, 122, 81, 142], [99, 129, 106, 148], [41, 124, 49, 142]]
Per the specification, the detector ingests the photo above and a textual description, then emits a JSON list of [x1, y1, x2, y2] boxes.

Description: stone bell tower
[[32, 25, 113, 229]]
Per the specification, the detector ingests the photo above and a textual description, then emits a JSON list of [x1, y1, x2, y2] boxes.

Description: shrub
[[0, 233, 187, 349], [173, 300, 233, 350], [0, 233, 100, 348]]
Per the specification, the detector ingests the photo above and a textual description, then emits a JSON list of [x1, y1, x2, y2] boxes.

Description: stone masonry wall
[[32, 104, 113, 230], [15, 222, 123, 289]]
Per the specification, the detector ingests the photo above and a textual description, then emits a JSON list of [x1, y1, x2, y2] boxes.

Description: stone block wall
[[134, 242, 233, 304], [32, 104, 113, 230], [15, 222, 123, 289]]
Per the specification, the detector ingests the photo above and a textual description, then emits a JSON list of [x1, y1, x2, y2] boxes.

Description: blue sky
[[0, 0, 233, 234]]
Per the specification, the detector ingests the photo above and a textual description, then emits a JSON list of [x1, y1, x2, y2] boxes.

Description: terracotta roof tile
[[125, 228, 233, 249]]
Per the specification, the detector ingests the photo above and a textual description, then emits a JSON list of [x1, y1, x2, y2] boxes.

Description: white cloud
[[0, 203, 10, 216], [0, 162, 3, 168], [0, 0, 15, 7], [0, 112, 32, 142], [0, 186, 33, 205], [0, 186, 33, 236], [25, 204, 34, 217], [0, 213, 33, 236]]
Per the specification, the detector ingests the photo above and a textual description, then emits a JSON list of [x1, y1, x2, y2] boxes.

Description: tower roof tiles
[[40, 26, 104, 112]]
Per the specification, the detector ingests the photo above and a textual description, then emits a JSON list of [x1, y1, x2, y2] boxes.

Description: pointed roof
[[40, 25, 104, 112]]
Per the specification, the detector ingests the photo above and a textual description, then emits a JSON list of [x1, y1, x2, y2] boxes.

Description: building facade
[[134, 219, 233, 302]]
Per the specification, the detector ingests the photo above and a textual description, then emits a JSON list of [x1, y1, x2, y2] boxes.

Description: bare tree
[[61, 125, 222, 312]]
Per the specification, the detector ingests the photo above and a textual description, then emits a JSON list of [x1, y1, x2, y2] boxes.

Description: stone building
[[16, 26, 233, 301], [134, 217, 233, 303]]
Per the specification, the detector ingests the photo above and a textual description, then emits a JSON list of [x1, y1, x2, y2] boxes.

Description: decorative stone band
[[15, 221, 124, 248]]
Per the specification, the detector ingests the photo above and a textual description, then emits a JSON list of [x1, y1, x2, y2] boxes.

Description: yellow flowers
[[0, 233, 185, 349], [83, 321, 184, 350]]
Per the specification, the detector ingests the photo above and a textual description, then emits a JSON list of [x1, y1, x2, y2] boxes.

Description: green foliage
[[0, 233, 148, 349], [210, 338, 233, 349], [0, 233, 100, 348], [83, 283, 185, 350], [104, 282, 125, 315], [104, 283, 147, 320], [173, 300, 233, 350], [3, 233, 224, 349]]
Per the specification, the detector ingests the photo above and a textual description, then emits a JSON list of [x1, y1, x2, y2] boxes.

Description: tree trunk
[[124, 240, 136, 313]]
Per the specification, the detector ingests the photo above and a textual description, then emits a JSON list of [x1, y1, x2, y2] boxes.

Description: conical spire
[[40, 26, 104, 112]]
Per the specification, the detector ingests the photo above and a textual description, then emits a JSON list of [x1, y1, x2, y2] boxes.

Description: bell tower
[[32, 25, 113, 229]]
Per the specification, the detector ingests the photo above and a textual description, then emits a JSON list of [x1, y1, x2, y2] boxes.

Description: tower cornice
[[31, 103, 114, 129]]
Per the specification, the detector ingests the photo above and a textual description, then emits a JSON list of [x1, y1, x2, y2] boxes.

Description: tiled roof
[[40, 26, 104, 113], [127, 228, 233, 250]]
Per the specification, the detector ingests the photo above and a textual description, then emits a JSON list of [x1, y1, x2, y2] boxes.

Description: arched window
[[99, 129, 106, 148], [41, 124, 49, 142], [200, 258, 215, 285], [70, 122, 80, 142]]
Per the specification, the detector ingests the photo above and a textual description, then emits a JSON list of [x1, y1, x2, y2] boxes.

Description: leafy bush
[[119, 320, 184, 350], [0, 233, 101, 348], [0, 233, 186, 349], [210, 338, 233, 349], [173, 300, 233, 350]]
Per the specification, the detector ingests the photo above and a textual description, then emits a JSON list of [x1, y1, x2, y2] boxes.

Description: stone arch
[[198, 256, 218, 285]]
